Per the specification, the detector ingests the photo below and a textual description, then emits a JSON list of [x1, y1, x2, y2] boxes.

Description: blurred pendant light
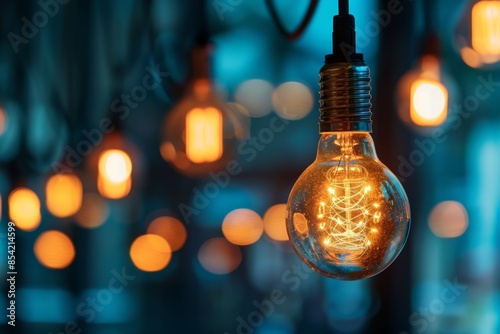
[[397, 0, 458, 129], [46, 172, 83, 218], [97, 148, 132, 199], [160, 1, 245, 177], [397, 34, 451, 128], [455, 0, 500, 67], [86, 130, 137, 200]]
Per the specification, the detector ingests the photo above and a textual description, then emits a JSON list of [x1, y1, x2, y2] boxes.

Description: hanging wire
[[265, 0, 320, 41]]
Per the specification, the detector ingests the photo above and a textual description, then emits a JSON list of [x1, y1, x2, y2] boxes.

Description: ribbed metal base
[[319, 62, 372, 132]]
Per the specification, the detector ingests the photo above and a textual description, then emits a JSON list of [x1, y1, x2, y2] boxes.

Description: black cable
[[197, 0, 210, 44], [265, 0, 319, 41], [339, 0, 349, 16]]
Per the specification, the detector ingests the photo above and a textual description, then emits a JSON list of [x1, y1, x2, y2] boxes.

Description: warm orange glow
[[186, 107, 223, 163], [460, 47, 483, 68], [75, 193, 109, 229], [263, 204, 289, 241], [428, 201, 469, 238], [147, 216, 187, 252], [46, 174, 83, 218], [97, 174, 131, 199], [97, 149, 132, 199], [160, 142, 177, 162], [98, 150, 132, 183], [472, 1, 500, 57], [34, 231, 75, 269], [0, 107, 6, 136], [410, 79, 448, 126], [198, 238, 242, 274], [222, 209, 264, 246], [9, 187, 41, 231], [130, 234, 171, 272]]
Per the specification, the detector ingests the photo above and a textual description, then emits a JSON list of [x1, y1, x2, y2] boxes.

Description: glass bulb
[[161, 78, 245, 177], [286, 132, 410, 280]]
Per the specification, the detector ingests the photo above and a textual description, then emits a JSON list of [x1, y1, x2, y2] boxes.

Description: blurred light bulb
[[397, 54, 452, 128], [472, 1, 500, 57], [286, 2, 411, 280], [186, 107, 223, 163], [98, 149, 132, 199], [46, 174, 83, 218], [161, 45, 246, 177], [410, 79, 448, 126], [455, 0, 500, 67]]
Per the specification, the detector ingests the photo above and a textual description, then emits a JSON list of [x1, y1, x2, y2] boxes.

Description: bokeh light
[[460, 47, 483, 68], [263, 204, 289, 241], [130, 234, 172, 272], [198, 238, 242, 275], [160, 141, 176, 162], [234, 79, 274, 118], [75, 193, 109, 229], [147, 216, 187, 252], [222, 209, 263, 246], [98, 149, 132, 199], [272, 82, 314, 120], [410, 79, 448, 126], [428, 201, 469, 238], [9, 187, 41, 231], [99, 149, 132, 183], [46, 174, 83, 218], [34, 231, 76, 269]]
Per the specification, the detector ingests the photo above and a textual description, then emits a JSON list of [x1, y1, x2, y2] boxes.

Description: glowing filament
[[410, 79, 448, 126], [472, 1, 500, 57], [316, 134, 385, 265], [186, 107, 223, 163]]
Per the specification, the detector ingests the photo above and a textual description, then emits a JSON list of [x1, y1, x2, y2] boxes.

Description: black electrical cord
[[339, 0, 349, 16], [265, 0, 319, 41]]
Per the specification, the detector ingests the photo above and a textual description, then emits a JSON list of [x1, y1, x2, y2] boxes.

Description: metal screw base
[[319, 62, 372, 133]]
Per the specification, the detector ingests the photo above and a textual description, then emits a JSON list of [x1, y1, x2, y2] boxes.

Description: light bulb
[[97, 149, 133, 199], [161, 45, 245, 177], [455, 0, 500, 67], [286, 2, 410, 280], [397, 53, 454, 129], [287, 132, 410, 280]]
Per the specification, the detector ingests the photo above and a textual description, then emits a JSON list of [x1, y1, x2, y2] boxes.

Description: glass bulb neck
[[319, 62, 372, 133], [317, 133, 378, 161]]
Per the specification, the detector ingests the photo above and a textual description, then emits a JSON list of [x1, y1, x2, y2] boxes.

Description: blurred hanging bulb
[[455, 0, 500, 67], [186, 107, 223, 162], [161, 44, 246, 177], [472, 1, 500, 57], [287, 1, 410, 280], [410, 78, 448, 126], [98, 149, 132, 199], [46, 173, 83, 218], [397, 45, 454, 129]]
